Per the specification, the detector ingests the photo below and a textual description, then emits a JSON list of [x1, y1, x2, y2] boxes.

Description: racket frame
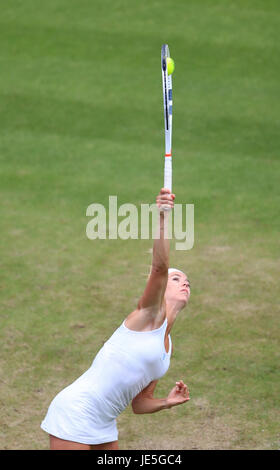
[[161, 44, 173, 194]]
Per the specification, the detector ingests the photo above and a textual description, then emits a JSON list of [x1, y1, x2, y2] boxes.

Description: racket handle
[[164, 155, 172, 192], [160, 155, 172, 212]]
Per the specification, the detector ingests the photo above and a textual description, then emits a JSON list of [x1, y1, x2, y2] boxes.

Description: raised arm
[[124, 189, 175, 330], [138, 189, 175, 311]]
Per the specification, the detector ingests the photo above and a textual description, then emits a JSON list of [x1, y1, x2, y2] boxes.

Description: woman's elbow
[[131, 398, 145, 414], [131, 400, 141, 414]]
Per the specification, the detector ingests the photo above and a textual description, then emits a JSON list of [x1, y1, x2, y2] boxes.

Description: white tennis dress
[[41, 317, 172, 445]]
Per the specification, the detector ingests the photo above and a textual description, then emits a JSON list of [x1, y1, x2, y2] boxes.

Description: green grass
[[0, 0, 279, 450]]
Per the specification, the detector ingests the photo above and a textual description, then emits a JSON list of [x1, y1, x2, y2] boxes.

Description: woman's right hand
[[156, 188, 175, 212]]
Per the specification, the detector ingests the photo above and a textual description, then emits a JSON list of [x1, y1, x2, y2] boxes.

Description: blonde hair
[[168, 268, 185, 276]]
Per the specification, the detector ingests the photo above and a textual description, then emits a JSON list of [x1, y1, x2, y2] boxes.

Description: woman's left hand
[[166, 380, 190, 408]]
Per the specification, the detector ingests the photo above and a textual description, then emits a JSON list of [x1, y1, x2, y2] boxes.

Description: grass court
[[0, 0, 279, 449]]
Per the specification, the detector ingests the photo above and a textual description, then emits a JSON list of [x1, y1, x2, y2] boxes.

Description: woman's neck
[[165, 302, 181, 335]]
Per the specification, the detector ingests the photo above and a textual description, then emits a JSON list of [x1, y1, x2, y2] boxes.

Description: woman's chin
[[166, 295, 189, 310], [179, 294, 189, 308]]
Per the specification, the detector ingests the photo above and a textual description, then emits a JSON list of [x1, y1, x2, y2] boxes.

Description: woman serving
[[41, 188, 191, 450]]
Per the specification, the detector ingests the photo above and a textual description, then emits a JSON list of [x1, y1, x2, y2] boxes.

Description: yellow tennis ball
[[167, 57, 175, 75]]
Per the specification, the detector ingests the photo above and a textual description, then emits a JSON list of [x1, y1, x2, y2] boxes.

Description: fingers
[[159, 188, 175, 199], [175, 381, 190, 400], [156, 199, 174, 209], [160, 188, 171, 194], [157, 196, 174, 204], [175, 380, 185, 388], [156, 189, 175, 211]]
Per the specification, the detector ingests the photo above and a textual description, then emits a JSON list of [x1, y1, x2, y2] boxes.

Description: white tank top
[[56, 317, 172, 420]]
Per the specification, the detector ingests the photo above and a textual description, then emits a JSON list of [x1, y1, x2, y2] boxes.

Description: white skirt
[[41, 384, 118, 445]]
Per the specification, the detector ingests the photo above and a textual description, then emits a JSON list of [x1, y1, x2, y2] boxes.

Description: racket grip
[[160, 155, 172, 211], [164, 155, 172, 192]]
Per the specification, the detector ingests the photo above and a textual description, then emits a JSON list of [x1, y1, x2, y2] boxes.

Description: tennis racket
[[161, 44, 173, 194]]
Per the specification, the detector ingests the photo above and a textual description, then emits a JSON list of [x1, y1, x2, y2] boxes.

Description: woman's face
[[165, 271, 191, 308]]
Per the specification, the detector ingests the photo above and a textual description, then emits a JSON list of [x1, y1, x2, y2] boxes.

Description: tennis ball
[[167, 57, 175, 75]]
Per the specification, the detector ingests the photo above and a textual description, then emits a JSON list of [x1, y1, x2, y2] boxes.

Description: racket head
[[161, 44, 170, 74], [161, 44, 172, 155]]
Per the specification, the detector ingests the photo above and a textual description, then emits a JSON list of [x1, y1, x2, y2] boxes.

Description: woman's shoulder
[[124, 309, 166, 332]]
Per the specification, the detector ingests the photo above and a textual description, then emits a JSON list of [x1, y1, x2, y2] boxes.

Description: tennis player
[[41, 188, 191, 450]]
